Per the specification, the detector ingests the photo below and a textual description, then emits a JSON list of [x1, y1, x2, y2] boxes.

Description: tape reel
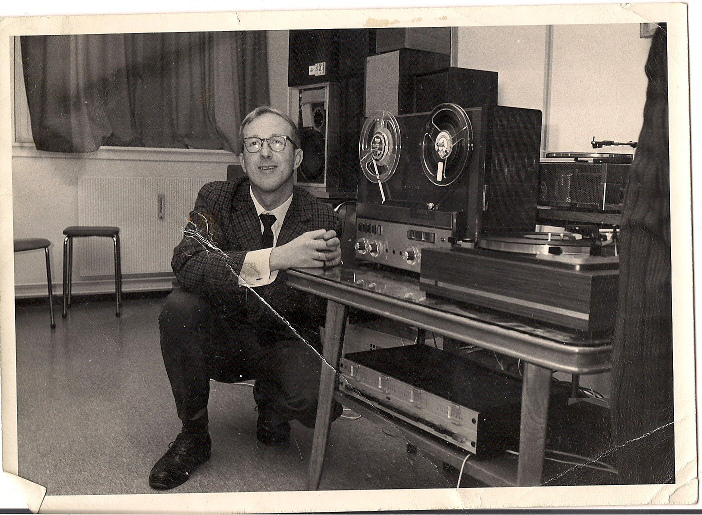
[[421, 103, 473, 186], [359, 111, 401, 184]]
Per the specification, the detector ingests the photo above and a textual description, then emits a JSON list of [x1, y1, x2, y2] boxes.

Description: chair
[[62, 226, 122, 318], [14, 238, 56, 328]]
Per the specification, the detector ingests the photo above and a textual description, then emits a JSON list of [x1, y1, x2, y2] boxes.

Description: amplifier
[[340, 345, 570, 457]]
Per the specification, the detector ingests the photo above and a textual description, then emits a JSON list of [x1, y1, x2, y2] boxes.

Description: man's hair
[[239, 106, 301, 151]]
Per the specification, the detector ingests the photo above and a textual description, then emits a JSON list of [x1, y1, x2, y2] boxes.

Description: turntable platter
[[477, 233, 593, 256]]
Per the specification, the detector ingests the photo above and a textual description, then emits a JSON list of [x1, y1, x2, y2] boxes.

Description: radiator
[[78, 177, 219, 276]]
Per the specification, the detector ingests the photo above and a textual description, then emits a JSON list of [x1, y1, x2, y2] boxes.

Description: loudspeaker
[[365, 50, 498, 116], [290, 82, 345, 198], [412, 67, 498, 113], [288, 29, 375, 87], [365, 49, 450, 116], [375, 27, 452, 55]]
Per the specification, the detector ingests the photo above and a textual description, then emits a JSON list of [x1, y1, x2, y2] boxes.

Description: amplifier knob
[[355, 238, 368, 255], [368, 241, 381, 257], [404, 247, 420, 265]]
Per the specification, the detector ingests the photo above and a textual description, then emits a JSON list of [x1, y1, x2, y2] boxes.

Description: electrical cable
[[340, 407, 362, 420], [456, 453, 471, 488], [505, 449, 617, 475], [547, 449, 617, 473]]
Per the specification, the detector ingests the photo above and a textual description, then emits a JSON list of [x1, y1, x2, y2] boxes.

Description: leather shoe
[[256, 410, 291, 447], [149, 431, 211, 490]]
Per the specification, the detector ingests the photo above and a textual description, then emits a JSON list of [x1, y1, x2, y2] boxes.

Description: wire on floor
[[505, 449, 617, 475]]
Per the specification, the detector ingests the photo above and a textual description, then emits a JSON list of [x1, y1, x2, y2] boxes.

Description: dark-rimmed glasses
[[243, 135, 297, 153]]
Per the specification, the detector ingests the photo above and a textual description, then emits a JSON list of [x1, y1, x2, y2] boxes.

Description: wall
[[547, 23, 650, 152], [455, 23, 651, 153], [12, 149, 232, 296], [267, 30, 290, 113], [454, 25, 549, 111]]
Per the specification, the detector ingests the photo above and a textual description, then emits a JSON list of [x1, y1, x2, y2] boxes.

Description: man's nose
[[259, 139, 273, 157]]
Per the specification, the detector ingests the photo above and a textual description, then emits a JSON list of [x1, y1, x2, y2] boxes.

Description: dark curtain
[[610, 25, 674, 484], [20, 32, 269, 153]]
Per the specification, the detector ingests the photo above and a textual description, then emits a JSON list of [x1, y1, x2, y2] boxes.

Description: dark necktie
[[260, 213, 276, 248]]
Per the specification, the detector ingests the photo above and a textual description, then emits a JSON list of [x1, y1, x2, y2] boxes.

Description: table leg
[[517, 362, 553, 486], [307, 299, 348, 490]]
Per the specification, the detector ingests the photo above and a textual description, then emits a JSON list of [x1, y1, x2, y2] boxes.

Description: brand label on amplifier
[[308, 62, 326, 77]]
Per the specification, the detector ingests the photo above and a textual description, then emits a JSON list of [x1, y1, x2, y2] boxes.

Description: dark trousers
[[159, 288, 330, 428]]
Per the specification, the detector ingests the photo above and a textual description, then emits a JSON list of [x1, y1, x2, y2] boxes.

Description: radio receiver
[[355, 103, 542, 272]]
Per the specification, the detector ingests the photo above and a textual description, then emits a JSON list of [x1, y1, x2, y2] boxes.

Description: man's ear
[[294, 148, 304, 169]]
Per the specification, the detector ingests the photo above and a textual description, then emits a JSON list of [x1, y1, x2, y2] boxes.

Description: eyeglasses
[[243, 135, 296, 153]]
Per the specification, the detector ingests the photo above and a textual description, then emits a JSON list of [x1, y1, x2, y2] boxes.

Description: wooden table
[[287, 264, 611, 489]]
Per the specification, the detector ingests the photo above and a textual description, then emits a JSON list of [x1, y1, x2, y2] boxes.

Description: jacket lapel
[[278, 189, 313, 246]]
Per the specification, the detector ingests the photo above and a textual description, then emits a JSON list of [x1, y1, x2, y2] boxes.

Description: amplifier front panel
[[354, 216, 454, 271], [340, 358, 480, 453]]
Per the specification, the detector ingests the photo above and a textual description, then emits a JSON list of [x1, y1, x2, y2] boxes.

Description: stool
[[63, 226, 122, 318], [14, 238, 56, 328]]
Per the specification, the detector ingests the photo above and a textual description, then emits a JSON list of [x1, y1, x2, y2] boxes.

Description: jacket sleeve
[[171, 182, 247, 297]]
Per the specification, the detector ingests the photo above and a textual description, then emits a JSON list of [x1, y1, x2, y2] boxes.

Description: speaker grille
[[483, 106, 543, 234]]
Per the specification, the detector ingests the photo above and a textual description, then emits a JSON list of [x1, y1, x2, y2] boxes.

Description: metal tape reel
[[421, 103, 473, 186], [359, 111, 401, 184]]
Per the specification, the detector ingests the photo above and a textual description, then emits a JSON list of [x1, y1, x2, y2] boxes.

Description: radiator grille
[[78, 177, 218, 276]]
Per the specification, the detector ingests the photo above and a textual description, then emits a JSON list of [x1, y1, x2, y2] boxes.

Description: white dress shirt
[[237, 187, 293, 287]]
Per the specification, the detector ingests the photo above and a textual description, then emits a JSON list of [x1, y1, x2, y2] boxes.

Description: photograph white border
[[0, 1, 696, 511]]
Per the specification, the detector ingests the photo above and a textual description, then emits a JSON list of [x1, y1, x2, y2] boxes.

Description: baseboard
[[14, 274, 175, 299]]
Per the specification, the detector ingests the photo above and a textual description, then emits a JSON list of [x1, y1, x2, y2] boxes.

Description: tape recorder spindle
[[355, 103, 543, 272]]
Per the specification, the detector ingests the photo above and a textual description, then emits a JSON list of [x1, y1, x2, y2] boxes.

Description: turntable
[[419, 232, 619, 334], [355, 103, 543, 272]]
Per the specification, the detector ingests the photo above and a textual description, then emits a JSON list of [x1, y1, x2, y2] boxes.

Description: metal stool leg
[[67, 236, 74, 308], [44, 246, 56, 328], [62, 236, 69, 318], [113, 234, 121, 317]]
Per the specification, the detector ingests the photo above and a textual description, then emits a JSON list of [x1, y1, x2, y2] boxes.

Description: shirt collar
[[249, 186, 293, 225]]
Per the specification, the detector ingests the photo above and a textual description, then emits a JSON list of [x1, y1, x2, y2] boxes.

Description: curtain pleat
[[20, 31, 269, 153], [212, 31, 270, 152], [610, 25, 674, 485]]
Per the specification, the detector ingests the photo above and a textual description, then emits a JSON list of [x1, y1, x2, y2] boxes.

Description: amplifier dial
[[355, 238, 368, 255], [403, 247, 420, 265], [368, 241, 381, 257]]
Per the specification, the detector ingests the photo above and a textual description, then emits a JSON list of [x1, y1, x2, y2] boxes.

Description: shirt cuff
[[238, 248, 278, 287]]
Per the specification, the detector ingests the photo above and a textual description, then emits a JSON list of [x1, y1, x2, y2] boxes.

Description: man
[[149, 106, 343, 490]]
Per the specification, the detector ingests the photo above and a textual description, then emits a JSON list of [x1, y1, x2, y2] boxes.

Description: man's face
[[241, 112, 303, 196]]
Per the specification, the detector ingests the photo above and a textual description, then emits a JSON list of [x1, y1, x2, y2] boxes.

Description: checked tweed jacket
[[172, 176, 340, 330]]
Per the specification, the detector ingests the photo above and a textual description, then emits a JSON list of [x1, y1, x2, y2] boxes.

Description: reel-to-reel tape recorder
[[354, 102, 543, 271]]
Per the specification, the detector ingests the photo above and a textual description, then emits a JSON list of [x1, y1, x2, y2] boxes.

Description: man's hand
[[269, 229, 342, 271]]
